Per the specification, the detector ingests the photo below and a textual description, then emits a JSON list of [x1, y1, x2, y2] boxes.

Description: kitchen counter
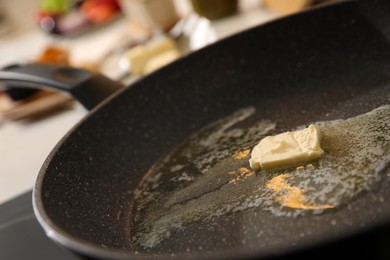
[[0, 0, 276, 204]]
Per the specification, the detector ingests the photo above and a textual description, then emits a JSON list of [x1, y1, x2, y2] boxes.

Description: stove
[[1, 191, 390, 260], [0, 191, 83, 259]]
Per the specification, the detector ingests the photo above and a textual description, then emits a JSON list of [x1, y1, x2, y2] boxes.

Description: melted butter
[[266, 174, 333, 210], [130, 104, 390, 249], [233, 149, 251, 160], [228, 167, 254, 184]]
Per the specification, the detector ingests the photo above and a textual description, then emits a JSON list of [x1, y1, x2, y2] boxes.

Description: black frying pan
[[1, 0, 390, 259]]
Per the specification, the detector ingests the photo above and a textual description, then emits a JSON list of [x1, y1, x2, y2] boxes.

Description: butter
[[124, 37, 178, 75], [143, 49, 180, 74], [249, 124, 324, 170]]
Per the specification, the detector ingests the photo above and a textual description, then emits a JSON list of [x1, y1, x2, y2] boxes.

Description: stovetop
[[1, 191, 390, 260], [0, 191, 83, 259]]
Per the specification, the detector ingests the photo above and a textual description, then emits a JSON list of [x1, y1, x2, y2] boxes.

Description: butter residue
[[249, 124, 324, 170], [266, 174, 334, 210], [233, 149, 250, 160], [228, 167, 254, 184]]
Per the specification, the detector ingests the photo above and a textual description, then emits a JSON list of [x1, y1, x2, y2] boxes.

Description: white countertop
[[0, 0, 276, 204]]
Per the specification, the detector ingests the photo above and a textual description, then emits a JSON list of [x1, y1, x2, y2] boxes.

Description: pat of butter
[[249, 124, 324, 170], [124, 37, 178, 75], [143, 49, 180, 74]]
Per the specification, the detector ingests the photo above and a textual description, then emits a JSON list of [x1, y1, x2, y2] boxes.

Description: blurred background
[[0, 0, 337, 204]]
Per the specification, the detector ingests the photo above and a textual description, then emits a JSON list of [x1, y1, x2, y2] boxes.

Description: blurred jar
[[119, 0, 180, 32], [190, 0, 238, 20], [262, 0, 332, 16]]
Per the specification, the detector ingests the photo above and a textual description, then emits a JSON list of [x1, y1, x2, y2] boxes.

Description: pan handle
[[0, 63, 124, 110]]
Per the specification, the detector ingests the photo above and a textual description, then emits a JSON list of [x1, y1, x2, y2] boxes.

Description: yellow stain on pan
[[266, 174, 334, 210], [232, 149, 250, 160], [228, 167, 254, 184]]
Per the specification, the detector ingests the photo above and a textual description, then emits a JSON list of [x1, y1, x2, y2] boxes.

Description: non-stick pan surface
[[25, 0, 390, 259]]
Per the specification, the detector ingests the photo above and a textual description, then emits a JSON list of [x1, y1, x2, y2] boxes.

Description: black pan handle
[[0, 63, 124, 110]]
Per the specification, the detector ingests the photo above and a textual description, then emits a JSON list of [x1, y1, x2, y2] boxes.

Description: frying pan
[[1, 0, 390, 259]]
